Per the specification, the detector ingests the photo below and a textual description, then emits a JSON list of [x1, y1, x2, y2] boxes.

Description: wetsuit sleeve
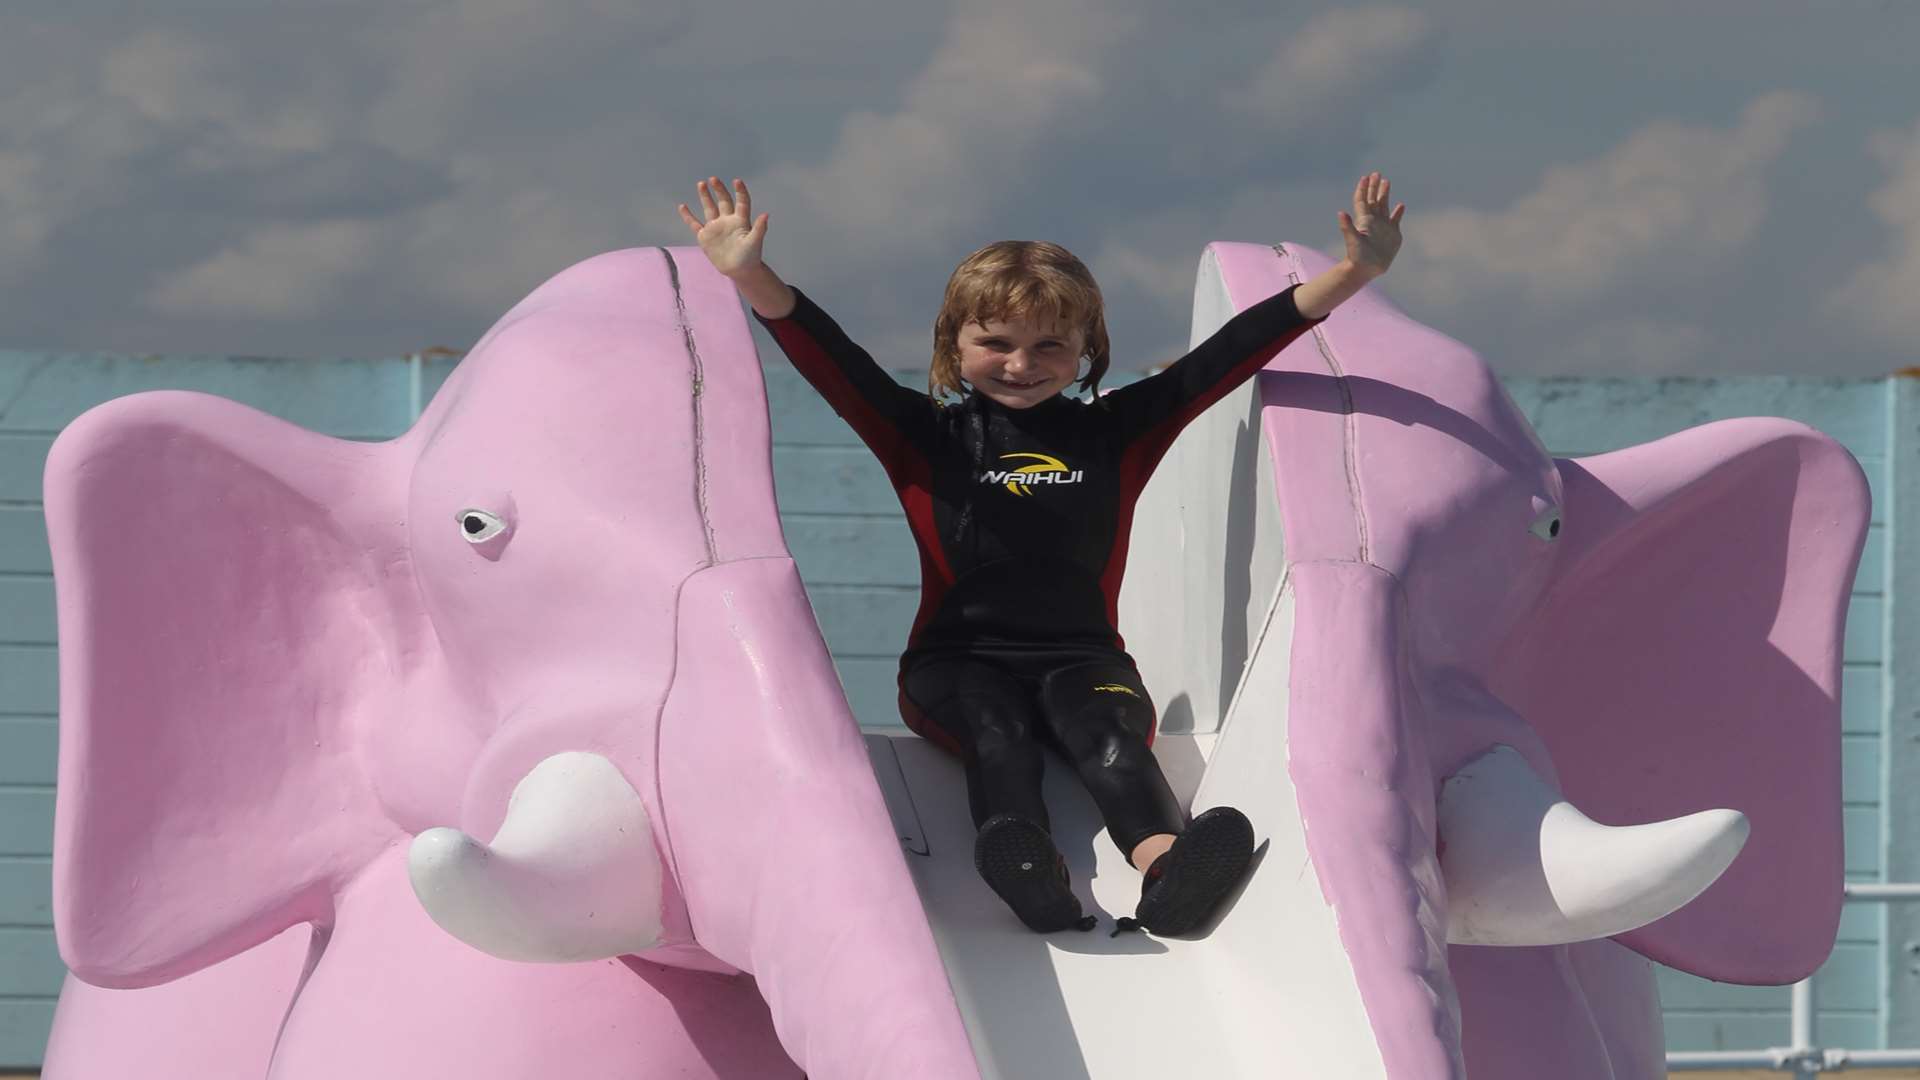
[[752, 286, 935, 457], [1098, 282, 1324, 446]]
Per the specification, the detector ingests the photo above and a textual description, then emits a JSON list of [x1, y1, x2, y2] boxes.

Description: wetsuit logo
[[1093, 683, 1140, 698], [978, 452, 1085, 496]]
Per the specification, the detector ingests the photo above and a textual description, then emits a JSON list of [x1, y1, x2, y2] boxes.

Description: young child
[[678, 173, 1404, 935]]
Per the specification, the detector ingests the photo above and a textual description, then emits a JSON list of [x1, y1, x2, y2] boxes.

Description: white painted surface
[[865, 578, 1386, 1080], [407, 751, 666, 963], [1438, 745, 1751, 946], [1116, 249, 1290, 736]]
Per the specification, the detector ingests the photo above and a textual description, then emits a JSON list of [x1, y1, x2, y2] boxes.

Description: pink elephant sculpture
[[39, 237, 1867, 1080], [42, 247, 979, 1078], [1215, 240, 1865, 1076]]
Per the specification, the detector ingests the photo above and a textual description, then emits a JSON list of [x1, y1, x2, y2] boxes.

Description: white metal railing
[[1667, 884, 1920, 1076]]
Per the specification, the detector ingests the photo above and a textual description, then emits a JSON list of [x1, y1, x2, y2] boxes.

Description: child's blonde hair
[[930, 240, 1112, 401]]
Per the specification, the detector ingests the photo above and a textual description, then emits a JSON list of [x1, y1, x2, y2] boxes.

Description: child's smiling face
[[957, 314, 1087, 408]]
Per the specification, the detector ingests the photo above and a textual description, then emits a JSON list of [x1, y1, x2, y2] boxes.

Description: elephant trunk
[[1285, 560, 1753, 1077], [657, 558, 979, 1080], [1286, 560, 1466, 1076]]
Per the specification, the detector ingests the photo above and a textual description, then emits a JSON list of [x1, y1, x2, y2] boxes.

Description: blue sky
[[1, 0, 1914, 376]]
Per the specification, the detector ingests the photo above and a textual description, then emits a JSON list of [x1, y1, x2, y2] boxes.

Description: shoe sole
[[1134, 808, 1255, 936], [974, 816, 1090, 933]]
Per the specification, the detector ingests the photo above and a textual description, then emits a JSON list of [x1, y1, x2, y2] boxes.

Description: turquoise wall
[[0, 347, 1908, 1067]]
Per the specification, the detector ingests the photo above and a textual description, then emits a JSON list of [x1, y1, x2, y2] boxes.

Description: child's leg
[[902, 656, 1093, 933], [1039, 659, 1256, 935], [1035, 661, 1187, 865], [901, 657, 1050, 831]]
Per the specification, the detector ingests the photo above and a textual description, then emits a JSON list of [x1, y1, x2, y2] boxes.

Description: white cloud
[[0, 22, 411, 293], [1821, 117, 1920, 348], [1552, 317, 1711, 374], [0, 0, 1902, 384], [0, 149, 54, 284], [1223, 6, 1435, 132], [1064, 177, 1394, 371], [101, 31, 242, 129], [0, 3, 706, 339], [761, 0, 1139, 265], [396, 168, 629, 312], [1085, 182, 1347, 316], [1095, 240, 1196, 317], [0, 40, 187, 286], [357, 0, 690, 155], [1389, 91, 1819, 311], [145, 220, 382, 319]]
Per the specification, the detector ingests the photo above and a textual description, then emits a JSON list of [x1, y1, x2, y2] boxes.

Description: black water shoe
[[1119, 806, 1255, 937], [973, 813, 1097, 933]]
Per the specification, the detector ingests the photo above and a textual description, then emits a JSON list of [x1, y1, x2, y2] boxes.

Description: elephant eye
[[1528, 505, 1562, 542], [457, 508, 509, 544]]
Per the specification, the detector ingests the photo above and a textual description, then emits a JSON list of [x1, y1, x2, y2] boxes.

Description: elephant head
[[1139, 241, 1866, 1078], [43, 247, 978, 1078]]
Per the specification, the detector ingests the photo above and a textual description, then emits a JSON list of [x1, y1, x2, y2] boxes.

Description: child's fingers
[[677, 204, 701, 234], [1377, 176, 1390, 212], [697, 180, 719, 220], [734, 179, 751, 223], [709, 175, 735, 216], [1390, 202, 1407, 223]]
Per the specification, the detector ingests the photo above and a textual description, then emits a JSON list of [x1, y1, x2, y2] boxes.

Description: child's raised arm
[[679, 173, 939, 460], [1094, 172, 1409, 445], [1293, 171, 1406, 319], [678, 176, 796, 319]]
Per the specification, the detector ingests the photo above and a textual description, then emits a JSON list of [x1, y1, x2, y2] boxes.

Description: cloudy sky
[[1, 0, 1915, 376]]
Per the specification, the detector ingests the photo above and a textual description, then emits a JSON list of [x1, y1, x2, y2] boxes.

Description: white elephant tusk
[[1438, 745, 1749, 946], [407, 751, 666, 962]]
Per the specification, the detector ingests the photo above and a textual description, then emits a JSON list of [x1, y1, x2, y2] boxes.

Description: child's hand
[[677, 176, 768, 279], [1337, 171, 1406, 278], [1293, 173, 1409, 318]]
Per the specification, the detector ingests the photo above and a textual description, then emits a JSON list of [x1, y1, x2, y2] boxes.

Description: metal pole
[[1789, 976, 1819, 1077], [1791, 976, 1816, 1052], [1666, 883, 1920, 1073], [1843, 883, 1920, 900], [1823, 1048, 1920, 1067], [409, 350, 424, 421], [1668, 1052, 1798, 1070]]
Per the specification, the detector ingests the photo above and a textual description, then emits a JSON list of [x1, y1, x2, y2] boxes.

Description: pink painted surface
[[660, 558, 980, 1078], [267, 846, 802, 1080], [1450, 945, 1619, 1080], [1565, 939, 1670, 1079], [42, 928, 312, 1079], [1214, 238, 1867, 1077], [1284, 559, 1461, 1076], [39, 237, 1865, 1078], [1500, 426, 1859, 980], [43, 247, 975, 1077]]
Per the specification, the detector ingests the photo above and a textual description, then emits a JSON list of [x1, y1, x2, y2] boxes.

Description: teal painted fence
[[0, 346, 1909, 1067]]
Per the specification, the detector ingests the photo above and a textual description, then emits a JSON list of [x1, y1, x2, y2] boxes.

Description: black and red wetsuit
[[756, 284, 1322, 852]]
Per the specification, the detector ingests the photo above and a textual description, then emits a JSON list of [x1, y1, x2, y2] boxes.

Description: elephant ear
[[1489, 419, 1871, 982], [45, 392, 407, 987]]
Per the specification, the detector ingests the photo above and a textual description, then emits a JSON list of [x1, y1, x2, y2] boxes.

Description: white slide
[[859, 248, 1386, 1079]]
